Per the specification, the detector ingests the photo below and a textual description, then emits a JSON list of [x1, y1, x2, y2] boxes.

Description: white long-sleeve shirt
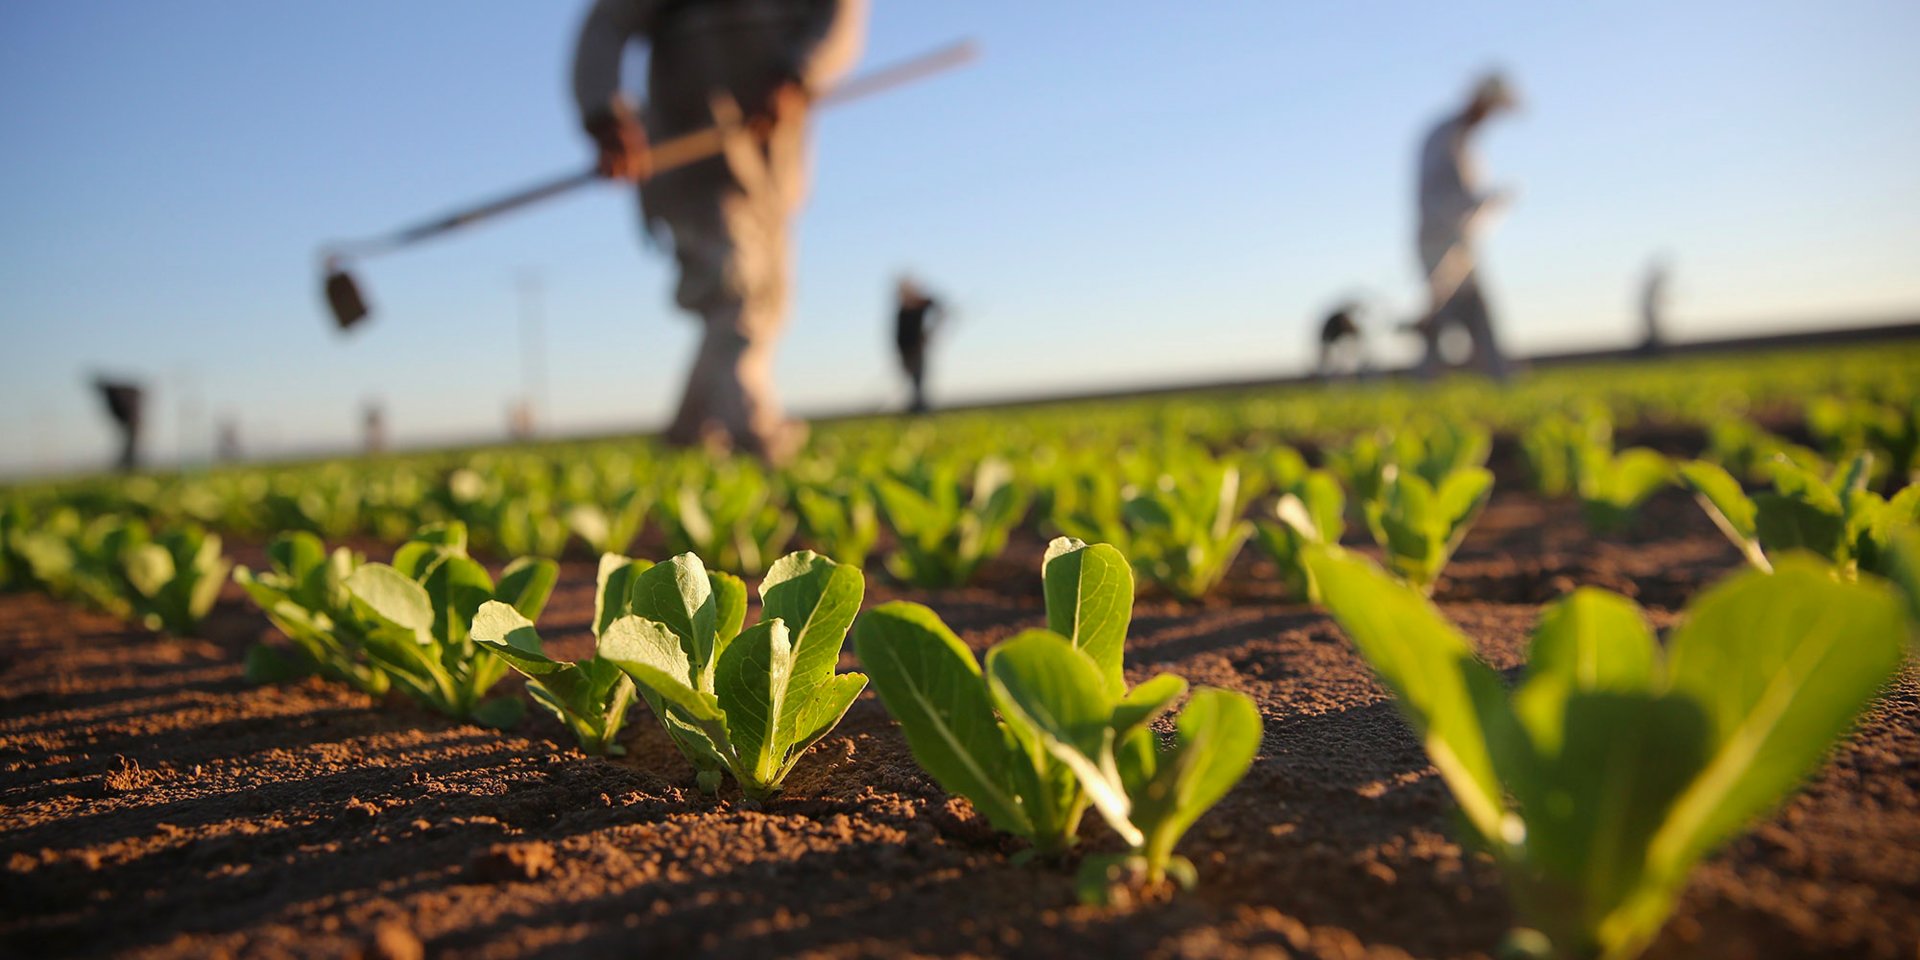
[[1416, 110, 1491, 252]]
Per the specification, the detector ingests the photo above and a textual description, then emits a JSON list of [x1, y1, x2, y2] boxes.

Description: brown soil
[[3, 488, 1917, 960]]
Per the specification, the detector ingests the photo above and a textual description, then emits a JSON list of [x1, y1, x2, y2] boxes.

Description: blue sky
[[2, 1, 1917, 473]]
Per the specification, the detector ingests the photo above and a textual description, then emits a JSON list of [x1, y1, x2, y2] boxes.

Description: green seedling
[[1306, 546, 1905, 960], [858, 538, 1260, 901], [597, 550, 867, 798], [1575, 445, 1672, 535], [1362, 464, 1494, 594], [1253, 468, 1345, 602], [793, 483, 880, 569], [1114, 461, 1255, 601], [873, 457, 1027, 587], [120, 523, 232, 635], [1680, 453, 1919, 576], [470, 553, 656, 754], [344, 521, 558, 727], [660, 462, 797, 575], [235, 531, 390, 695], [565, 487, 652, 557]]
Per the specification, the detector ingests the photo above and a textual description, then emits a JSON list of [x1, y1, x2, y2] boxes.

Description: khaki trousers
[[642, 33, 810, 456]]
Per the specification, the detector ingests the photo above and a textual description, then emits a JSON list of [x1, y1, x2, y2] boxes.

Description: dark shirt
[[897, 298, 939, 352]]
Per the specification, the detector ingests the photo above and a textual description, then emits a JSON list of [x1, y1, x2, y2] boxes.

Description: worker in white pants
[[573, 0, 867, 463], [1414, 72, 1519, 380]]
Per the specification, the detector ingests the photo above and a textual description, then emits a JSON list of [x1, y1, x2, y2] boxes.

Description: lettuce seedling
[[873, 457, 1027, 587], [982, 633, 1260, 902], [859, 537, 1261, 900], [1254, 468, 1345, 602], [1361, 464, 1493, 594], [565, 487, 652, 557], [1574, 445, 1672, 535], [235, 532, 391, 695], [1680, 453, 1919, 577], [660, 462, 797, 575], [1306, 546, 1906, 960], [345, 522, 557, 728], [856, 538, 1137, 853], [469, 553, 655, 754], [1113, 461, 1255, 601], [793, 483, 880, 570], [597, 550, 867, 798], [120, 523, 232, 635]]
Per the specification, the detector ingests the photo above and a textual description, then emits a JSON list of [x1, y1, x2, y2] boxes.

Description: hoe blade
[[325, 268, 369, 330]]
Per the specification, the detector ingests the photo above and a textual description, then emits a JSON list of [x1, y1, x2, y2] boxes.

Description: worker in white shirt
[[1413, 72, 1519, 380]]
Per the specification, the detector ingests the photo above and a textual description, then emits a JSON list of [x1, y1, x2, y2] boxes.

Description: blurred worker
[[1413, 72, 1519, 380], [573, 0, 868, 464], [92, 377, 145, 473], [363, 400, 387, 454], [1316, 301, 1367, 379], [1640, 256, 1670, 355], [215, 418, 242, 463], [894, 276, 946, 413]]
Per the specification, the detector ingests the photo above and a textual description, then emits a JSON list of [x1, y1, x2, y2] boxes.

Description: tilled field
[[3, 487, 1917, 960]]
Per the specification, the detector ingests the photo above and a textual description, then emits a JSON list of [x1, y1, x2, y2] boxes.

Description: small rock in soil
[[468, 841, 557, 882], [360, 920, 424, 960]]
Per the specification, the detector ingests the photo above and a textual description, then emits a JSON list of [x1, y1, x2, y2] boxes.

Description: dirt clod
[[469, 841, 557, 883]]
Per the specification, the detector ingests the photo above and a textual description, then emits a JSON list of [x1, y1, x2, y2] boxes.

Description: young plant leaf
[[1041, 537, 1133, 698], [853, 601, 1030, 835]]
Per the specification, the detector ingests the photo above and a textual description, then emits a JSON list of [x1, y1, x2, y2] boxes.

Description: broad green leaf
[[1652, 559, 1906, 884], [597, 615, 724, 723], [496, 556, 558, 622], [1133, 688, 1262, 873], [760, 551, 864, 741], [1041, 537, 1133, 698], [709, 570, 749, 646], [1304, 547, 1508, 843], [1678, 461, 1756, 542], [1608, 449, 1673, 507], [345, 563, 434, 639], [852, 602, 1030, 835], [122, 543, 175, 599], [627, 554, 718, 682], [715, 620, 795, 790], [1753, 493, 1846, 561], [1528, 589, 1658, 694], [1513, 692, 1712, 960], [760, 551, 863, 680], [1438, 466, 1495, 542], [1679, 460, 1767, 570], [985, 630, 1137, 846], [593, 553, 652, 636], [782, 671, 868, 773], [1111, 673, 1188, 738], [423, 554, 495, 646]]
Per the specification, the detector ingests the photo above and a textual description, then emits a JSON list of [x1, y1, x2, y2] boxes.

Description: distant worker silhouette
[[93, 377, 145, 473], [1413, 72, 1519, 380], [572, 0, 868, 465], [894, 276, 946, 413], [1316, 301, 1367, 379], [1640, 256, 1670, 355]]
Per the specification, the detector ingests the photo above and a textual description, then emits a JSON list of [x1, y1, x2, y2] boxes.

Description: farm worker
[[92, 377, 145, 473], [1316, 301, 1366, 380], [893, 275, 945, 414], [1640, 255, 1670, 354], [1413, 72, 1519, 380], [572, 0, 868, 464]]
